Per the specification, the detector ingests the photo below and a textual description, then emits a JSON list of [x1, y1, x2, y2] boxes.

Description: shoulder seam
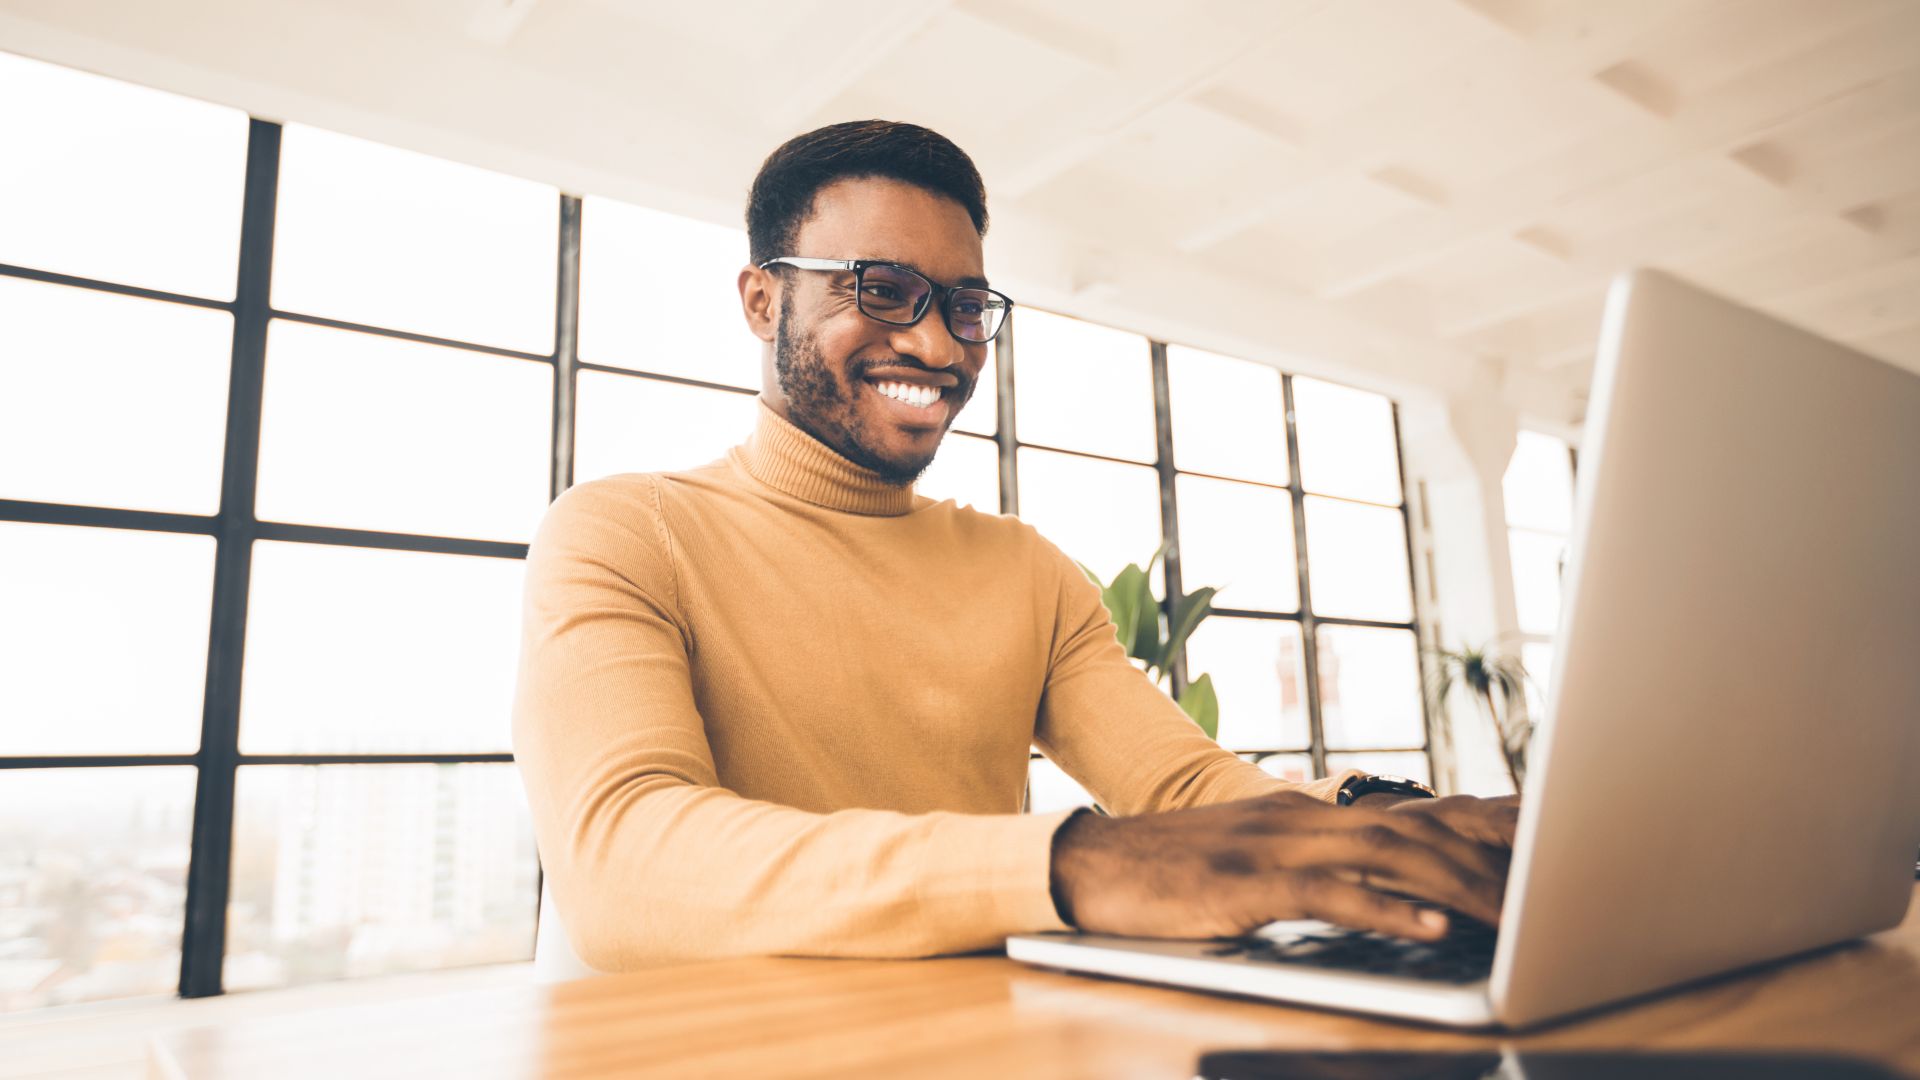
[[640, 474, 690, 644]]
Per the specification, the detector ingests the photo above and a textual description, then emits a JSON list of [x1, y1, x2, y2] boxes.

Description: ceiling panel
[[1, 0, 1915, 420]]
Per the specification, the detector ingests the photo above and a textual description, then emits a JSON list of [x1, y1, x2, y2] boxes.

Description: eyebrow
[[860, 256, 990, 291]]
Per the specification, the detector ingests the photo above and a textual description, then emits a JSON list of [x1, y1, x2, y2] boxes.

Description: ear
[[739, 265, 778, 344]]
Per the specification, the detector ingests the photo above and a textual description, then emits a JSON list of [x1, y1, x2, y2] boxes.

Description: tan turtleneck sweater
[[512, 399, 1354, 969]]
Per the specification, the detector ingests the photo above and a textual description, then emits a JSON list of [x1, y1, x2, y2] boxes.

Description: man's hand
[[1049, 791, 1519, 943], [1362, 792, 1521, 850]]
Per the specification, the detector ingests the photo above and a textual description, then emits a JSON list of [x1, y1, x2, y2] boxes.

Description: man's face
[[762, 177, 990, 485]]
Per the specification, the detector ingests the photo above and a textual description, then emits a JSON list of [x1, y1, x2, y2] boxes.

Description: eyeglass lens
[[856, 264, 1007, 343]]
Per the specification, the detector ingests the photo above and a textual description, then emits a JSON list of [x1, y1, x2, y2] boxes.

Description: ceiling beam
[[758, 0, 955, 132], [982, 0, 1331, 201], [1301, 3, 1919, 299]]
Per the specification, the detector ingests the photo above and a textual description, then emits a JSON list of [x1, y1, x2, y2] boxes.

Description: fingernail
[[1419, 910, 1448, 931]]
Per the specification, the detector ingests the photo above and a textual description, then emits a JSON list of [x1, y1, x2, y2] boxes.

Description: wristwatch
[[1336, 773, 1438, 807]]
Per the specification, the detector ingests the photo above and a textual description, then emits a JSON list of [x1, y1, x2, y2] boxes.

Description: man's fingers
[[1413, 795, 1522, 848], [1369, 810, 1511, 886], [1285, 870, 1451, 941], [1284, 824, 1506, 925]]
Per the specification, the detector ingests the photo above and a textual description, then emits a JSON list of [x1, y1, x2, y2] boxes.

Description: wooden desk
[[150, 886, 1920, 1079]]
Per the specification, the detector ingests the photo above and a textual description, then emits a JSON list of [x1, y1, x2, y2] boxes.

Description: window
[[0, 278, 232, 515], [272, 125, 559, 354], [1503, 432, 1576, 718], [0, 51, 247, 300], [1, 65, 560, 1009], [572, 372, 759, 483], [0, 523, 215, 757], [224, 765, 536, 992], [1166, 344, 1287, 485], [1, 54, 1434, 1009], [1015, 447, 1162, 584], [239, 544, 525, 755], [1012, 310, 1157, 463], [254, 321, 553, 543], [0, 768, 198, 1010], [916, 432, 1001, 513], [1008, 328, 1429, 811], [578, 197, 759, 389]]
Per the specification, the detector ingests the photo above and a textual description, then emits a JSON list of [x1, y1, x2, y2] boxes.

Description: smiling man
[[512, 121, 1518, 971]]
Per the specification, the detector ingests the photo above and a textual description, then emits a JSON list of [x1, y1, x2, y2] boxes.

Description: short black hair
[[746, 120, 988, 266]]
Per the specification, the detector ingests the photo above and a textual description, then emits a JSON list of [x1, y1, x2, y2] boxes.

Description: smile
[[870, 379, 944, 409]]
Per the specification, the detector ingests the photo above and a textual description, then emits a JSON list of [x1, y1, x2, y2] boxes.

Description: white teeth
[[874, 380, 942, 408]]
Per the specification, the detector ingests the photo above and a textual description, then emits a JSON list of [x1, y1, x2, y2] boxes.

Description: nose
[[889, 302, 968, 372]]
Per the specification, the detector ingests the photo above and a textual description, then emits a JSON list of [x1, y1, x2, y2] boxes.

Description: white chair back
[[533, 880, 600, 983]]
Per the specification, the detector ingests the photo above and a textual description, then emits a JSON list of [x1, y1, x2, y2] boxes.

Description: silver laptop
[[1008, 269, 1920, 1029]]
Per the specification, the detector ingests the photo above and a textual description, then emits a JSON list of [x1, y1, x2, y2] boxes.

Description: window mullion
[[1149, 340, 1187, 696], [1281, 374, 1328, 779], [551, 195, 582, 500], [994, 319, 1019, 516], [179, 117, 281, 1000]]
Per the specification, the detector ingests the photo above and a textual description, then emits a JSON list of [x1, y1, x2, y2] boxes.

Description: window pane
[[240, 543, 524, 754], [273, 125, 557, 353], [1292, 376, 1403, 505], [0, 523, 213, 755], [255, 321, 553, 543], [0, 278, 231, 515], [0, 52, 247, 300], [1451, 693, 1517, 797], [1325, 750, 1431, 785], [1012, 310, 1156, 463], [573, 372, 757, 482], [1166, 345, 1287, 484], [1255, 753, 1314, 784], [1522, 640, 1556, 720], [917, 432, 1000, 513], [1183, 616, 1309, 751], [1028, 757, 1095, 814], [1304, 496, 1413, 622], [1504, 431, 1574, 533], [578, 198, 756, 388], [1317, 625, 1425, 750], [1175, 475, 1298, 612], [0, 767, 196, 1012], [1509, 528, 1568, 636], [225, 764, 537, 992], [949, 344, 999, 437], [1015, 448, 1162, 585]]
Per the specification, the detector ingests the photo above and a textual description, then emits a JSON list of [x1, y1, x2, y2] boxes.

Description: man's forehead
[[794, 177, 987, 286]]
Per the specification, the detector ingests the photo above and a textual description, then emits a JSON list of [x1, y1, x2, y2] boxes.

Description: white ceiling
[[3, 0, 1916, 428]]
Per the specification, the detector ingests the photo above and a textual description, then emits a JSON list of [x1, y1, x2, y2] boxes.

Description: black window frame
[[2, 112, 1431, 1004]]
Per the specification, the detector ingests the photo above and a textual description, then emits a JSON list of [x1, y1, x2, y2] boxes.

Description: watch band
[[1336, 772, 1438, 806]]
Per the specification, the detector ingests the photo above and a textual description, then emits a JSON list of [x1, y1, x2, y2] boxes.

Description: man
[[512, 121, 1517, 971]]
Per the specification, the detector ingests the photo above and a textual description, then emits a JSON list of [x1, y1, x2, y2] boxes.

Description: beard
[[773, 291, 968, 487]]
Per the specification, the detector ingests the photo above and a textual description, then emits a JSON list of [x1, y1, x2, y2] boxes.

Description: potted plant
[[1426, 641, 1534, 791], [1080, 546, 1221, 739]]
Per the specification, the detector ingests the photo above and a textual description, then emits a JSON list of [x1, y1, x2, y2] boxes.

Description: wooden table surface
[[150, 885, 1920, 1080]]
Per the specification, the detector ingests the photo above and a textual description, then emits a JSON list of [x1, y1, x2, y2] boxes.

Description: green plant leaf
[[1157, 585, 1217, 674], [1102, 562, 1147, 656], [1424, 662, 1456, 711], [1178, 673, 1220, 741], [1128, 565, 1161, 666]]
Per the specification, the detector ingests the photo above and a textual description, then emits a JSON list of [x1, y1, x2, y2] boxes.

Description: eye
[[861, 281, 905, 302]]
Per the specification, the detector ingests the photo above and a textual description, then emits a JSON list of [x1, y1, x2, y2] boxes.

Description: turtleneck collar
[[734, 398, 920, 517]]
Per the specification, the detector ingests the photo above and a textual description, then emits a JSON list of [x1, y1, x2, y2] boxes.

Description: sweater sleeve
[[1030, 536, 1360, 816], [511, 478, 1072, 970]]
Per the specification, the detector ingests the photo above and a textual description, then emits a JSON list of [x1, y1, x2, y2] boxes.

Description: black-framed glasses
[[759, 257, 1013, 343]]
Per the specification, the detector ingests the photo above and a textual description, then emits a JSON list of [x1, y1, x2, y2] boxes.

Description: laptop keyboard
[[1203, 915, 1498, 985]]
